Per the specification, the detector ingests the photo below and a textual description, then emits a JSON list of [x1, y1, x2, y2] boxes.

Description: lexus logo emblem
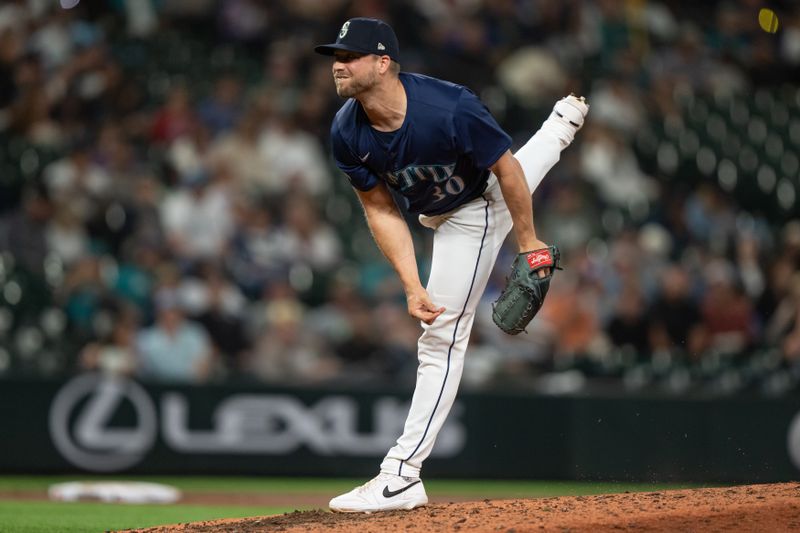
[[49, 374, 157, 472]]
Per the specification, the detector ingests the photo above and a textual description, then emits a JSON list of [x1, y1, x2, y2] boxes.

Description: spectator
[[649, 265, 704, 356], [606, 283, 651, 358], [535, 181, 601, 254], [217, 0, 270, 44], [247, 294, 339, 384], [372, 299, 422, 379], [197, 73, 243, 136], [0, 27, 22, 116], [208, 110, 272, 195], [8, 56, 63, 146], [60, 255, 111, 339], [150, 83, 197, 145], [587, 77, 645, 136], [331, 301, 382, 374], [275, 194, 342, 271], [178, 262, 249, 370], [43, 139, 111, 223], [111, 240, 160, 316], [496, 46, 568, 109], [767, 273, 800, 361], [125, 175, 165, 250], [536, 272, 602, 360], [0, 183, 52, 276], [45, 202, 89, 267], [764, 271, 800, 360], [159, 167, 235, 263], [698, 259, 756, 356], [306, 272, 361, 346], [79, 304, 139, 376], [758, 256, 797, 328], [736, 234, 766, 300], [28, 7, 79, 72], [579, 124, 658, 209], [226, 197, 286, 297], [136, 288, 214, 383], [683, 184, 737, 252], [258, 110, 332, 196], [167, 122, 213, 181], [92, 124, 146, 197]]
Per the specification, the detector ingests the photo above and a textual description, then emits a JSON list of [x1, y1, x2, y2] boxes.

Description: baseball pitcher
[[315, 17, 588, 512]]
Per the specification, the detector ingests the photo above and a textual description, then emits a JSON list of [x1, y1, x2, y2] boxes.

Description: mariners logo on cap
[[315, 18, 400, 62]]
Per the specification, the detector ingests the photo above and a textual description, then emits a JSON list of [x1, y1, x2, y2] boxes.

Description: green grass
[[0, 500, 292, 533], [0, 475, 704, 496], [0, 476, 712, 532]]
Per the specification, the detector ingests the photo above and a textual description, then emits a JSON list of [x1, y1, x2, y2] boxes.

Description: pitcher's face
[[332, 51, 380, 98]]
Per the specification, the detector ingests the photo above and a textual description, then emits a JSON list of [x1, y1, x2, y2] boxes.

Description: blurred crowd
[[0, 0, 799, 393]]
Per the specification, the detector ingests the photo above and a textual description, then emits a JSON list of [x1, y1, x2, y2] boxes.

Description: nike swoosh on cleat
[[382, 480, 421, 498]]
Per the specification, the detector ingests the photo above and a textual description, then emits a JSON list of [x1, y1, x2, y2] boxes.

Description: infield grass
[[0, 476, 710, 532], [0, 475, 704, 496], [0, 500, 292, 533]]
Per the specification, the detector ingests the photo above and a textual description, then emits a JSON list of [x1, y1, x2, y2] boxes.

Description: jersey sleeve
[[331, 123, 380, 192], [453, 89, 512, 169]]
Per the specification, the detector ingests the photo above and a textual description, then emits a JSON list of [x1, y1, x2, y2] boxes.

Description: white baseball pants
[[380, 124, 566, 478]]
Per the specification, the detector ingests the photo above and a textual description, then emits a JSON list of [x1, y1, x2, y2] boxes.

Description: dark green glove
[[492, 245, 561, 335]]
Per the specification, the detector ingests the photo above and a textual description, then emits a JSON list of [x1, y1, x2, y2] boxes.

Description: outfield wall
[[3, 373, 800, 482]]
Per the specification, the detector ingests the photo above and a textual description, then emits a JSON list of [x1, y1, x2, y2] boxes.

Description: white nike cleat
[[547, 94, 589, 147], [329, 473, 428, 513]]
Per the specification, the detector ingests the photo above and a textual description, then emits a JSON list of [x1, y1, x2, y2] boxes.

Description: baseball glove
[[492, 245, 560, 335]]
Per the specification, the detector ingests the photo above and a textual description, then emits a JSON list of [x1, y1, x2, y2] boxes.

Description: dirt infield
[[128, 482, 800, 532]]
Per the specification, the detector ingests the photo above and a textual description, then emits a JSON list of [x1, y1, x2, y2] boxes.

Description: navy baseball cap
[[315, 18, 400, 62]]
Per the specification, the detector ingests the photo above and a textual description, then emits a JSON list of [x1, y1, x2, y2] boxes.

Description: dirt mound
[[127, 482, 800, 533]]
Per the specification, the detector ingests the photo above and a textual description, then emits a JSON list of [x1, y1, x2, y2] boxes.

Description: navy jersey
[[331, 73, 512, 216]]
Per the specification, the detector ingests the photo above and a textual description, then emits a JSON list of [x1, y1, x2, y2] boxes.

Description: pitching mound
[[129, 482, 800, 532]]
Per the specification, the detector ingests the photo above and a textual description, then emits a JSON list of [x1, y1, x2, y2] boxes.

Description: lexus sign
[[48, 374, 466, 472]]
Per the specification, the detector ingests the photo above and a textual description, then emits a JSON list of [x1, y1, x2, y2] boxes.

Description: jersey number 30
[[432, 175, 465, 202]]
